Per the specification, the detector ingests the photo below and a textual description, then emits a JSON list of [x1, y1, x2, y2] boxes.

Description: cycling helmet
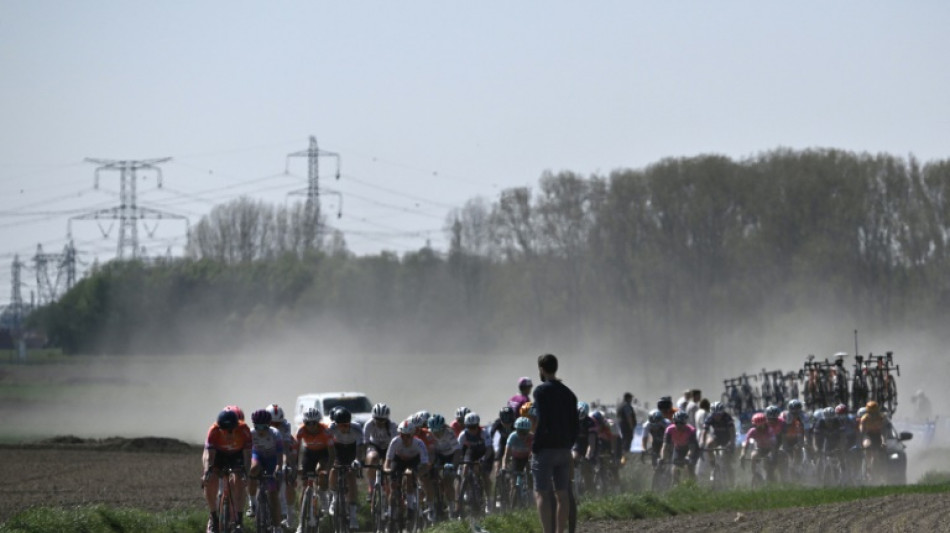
[[464, 412, 481, 427], [591, 410, 606, 425], [787, 399, 803, 412], [751, 412, 767, 427], [398, 419, 414, 435], [372, 402, 391, 419], [499, 406, 516, 425], [333, 407, 352, 424], [251, 409, 272, 426], [672, 411, 689, 425], [648, 409, 664, 424], [518, 377, 533, 389], [265, 404, 285, 424], [456, 406, 470, 421], [577, 401, 590, 420], [514, 417, 532, 431], [710, 401, 725, 414], [866, 401, 880, 414], [224, 405, 245, 422], [428, 413, 446, 431], [835, 404, 848, 416], [217, 409, 239, 430], [410, 412, 427, 430], [857, 407, 868, 419], [519, 401, 533, 418], [303, 408, 322, 424], [765, 405, 781, 420], [657, 396, 673, 411], [823, 407, 835, 419]]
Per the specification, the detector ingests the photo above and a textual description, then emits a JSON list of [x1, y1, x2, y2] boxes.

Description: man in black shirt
[[532, 353, 578, 533]]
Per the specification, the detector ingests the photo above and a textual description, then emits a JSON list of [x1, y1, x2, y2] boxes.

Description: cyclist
[[266, 404, 297, 529], [427, 413, 461, 520], [763, 405, 787, 480], [859, 401, 892, 476], [247, 409, 285, 531], [641, 409, 669, 466], [778, 399, 809, 471], [698, 401, 736, 479], [457, 412, 492, 514], [490, 406, 516, 508], [327, 407, 363, 531], [203, 409, 252, 533], [385, 419, 431, 522], [295, 407, 335, 532], [661, 410, 700, 480], [363, 402, 397, 502], [503, 417, 534, 506], [591, 409, 622, 490], [508, 377, 534, 414], [451, 406, 470, 438], [739, 412, 777, 482], [572, 401, 597, 492]]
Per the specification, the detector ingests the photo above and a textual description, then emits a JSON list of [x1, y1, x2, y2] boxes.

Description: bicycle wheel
[[255, 489, 268, 533], [371, 482, 385, 533], [492, 471, 508, 513], [406, 481, 421, 533], [299, 486, 317, 533], [219, 492, 231, 533], [333, 489, 348, 533]]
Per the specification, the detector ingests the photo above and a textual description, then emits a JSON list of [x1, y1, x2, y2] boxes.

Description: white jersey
[[251, 426, 284, 458], [386, 436, 430, 464], [328, 422, 364, 449], [363, 418, 397, 449], [431, 429, 461, 457]]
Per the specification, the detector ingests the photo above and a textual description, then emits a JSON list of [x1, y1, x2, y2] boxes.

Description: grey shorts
[[531, 448, 572, 492]]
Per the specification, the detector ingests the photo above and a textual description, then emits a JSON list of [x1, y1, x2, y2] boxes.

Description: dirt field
[[3, 438, 950, 532]]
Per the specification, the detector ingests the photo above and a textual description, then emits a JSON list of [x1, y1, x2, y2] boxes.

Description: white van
[[294, 392, 373, 427]]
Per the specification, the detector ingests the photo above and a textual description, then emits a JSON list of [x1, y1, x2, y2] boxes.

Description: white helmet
[[464, 412, 480, 426], [265, 404, 285, 424], [303, 408, 322, 423], [372, 402, 390, 419]]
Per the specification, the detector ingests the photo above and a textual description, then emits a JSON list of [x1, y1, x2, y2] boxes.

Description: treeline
[[29, 148, 950, 365]]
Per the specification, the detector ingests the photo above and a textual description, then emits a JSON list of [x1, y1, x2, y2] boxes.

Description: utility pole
[[286, 136, 342, 250], [69, 158, 188, 260]]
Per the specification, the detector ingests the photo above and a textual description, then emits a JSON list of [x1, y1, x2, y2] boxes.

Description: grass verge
[[3, 481, 950, 533]]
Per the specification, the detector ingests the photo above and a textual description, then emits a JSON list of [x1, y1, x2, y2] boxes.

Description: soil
[[2, 437, 949, 531]]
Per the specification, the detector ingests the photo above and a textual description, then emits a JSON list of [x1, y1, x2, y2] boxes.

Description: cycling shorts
[[432, 453, 454, 468], [213, 450, 245, 472], [334, 442, 358, 465], [251, 452, 279, 475], [365, 443, 388, 457], [510, 457, 529, 472], [301, 448, 331, 474], [391, 456, 420, 478], [463, 444, 489, 464]]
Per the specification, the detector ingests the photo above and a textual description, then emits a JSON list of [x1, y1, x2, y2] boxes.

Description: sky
[[1, 1, 948, 307]]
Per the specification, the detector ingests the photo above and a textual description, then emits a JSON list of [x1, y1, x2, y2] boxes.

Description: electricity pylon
[[286, 136, 342, 250], [32, 241, 77, 306], [69, 158, 188, 260]]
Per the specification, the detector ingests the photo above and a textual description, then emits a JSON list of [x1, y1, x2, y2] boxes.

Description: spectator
[[532, 353, 578, 533], [618, 392, 637, 455]]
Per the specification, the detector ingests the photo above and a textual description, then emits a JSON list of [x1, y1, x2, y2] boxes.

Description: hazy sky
[[1, 2, 948, 306]]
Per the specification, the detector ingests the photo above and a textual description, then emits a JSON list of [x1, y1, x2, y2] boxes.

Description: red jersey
[[205, 423, 252, 453], [450, 419, 464, 438]]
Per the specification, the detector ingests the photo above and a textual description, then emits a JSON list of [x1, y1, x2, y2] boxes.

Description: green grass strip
[[4, 482, 950, 533]]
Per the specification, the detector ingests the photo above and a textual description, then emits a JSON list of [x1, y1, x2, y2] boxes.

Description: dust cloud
[[5, 306, 949, 481]]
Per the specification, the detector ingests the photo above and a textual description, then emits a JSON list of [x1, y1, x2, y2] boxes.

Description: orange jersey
[[415, 428, 437, 454], [860, 414, 886, 434], [205, 423, 252, 453], [296, 424, 334, 451]]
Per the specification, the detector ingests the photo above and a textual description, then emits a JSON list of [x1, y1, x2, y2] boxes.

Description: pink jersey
[[745, 426, 776, 450], [663, 424, 697, 448]]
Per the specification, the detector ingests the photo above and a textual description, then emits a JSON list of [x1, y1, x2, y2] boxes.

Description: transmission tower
[[286, 136, 342, 249], [8, 255, 27, 357], [32, 241, 77, 306], [69, 158, 188, 260]]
